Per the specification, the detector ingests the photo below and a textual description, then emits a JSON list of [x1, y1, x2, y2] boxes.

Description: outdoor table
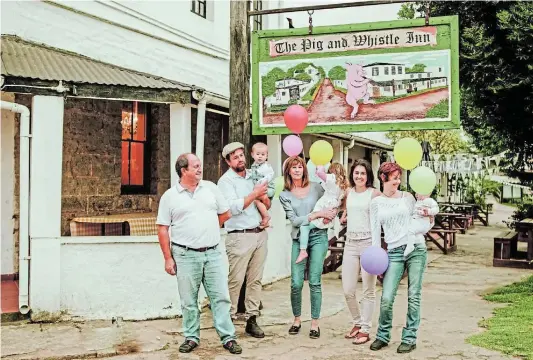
[[516, 218, 533, 262], [69, 212, 157, 236]]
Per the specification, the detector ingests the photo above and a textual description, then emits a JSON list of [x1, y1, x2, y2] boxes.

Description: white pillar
[[196, 99, 207, 164], [332, 139, 344, 165], [169, 103, 191, 185], [267, 135, 282, 177], [29, 95, 64, 314], [30, 96, 64, 238], [371, 150, 381, 188]]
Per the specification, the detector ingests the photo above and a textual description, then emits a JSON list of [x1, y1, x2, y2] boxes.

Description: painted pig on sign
[[345, 63, 374, 118]]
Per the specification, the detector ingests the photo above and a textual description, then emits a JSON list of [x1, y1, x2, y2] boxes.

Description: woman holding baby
[[279, 156, 340, 339], [368, 162, 432, 354]]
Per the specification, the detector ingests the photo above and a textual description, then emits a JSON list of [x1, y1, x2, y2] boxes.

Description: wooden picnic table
[[425, 212, 460, 254], [439, 203, 489, 226], [516, 218, 533, 262]]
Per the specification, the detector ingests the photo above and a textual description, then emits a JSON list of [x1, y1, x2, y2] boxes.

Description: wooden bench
[[425, 228, 457, 254], [494, 229, 533, 269], [454, 216, 470, 234]]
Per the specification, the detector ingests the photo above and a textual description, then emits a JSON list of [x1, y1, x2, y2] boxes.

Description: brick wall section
[[61, 98, 170, 235], [12, 95, 170, 237]]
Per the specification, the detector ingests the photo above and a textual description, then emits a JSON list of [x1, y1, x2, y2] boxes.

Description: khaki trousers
[[225, 230, 268, 317], [342, 239, 377, 334]]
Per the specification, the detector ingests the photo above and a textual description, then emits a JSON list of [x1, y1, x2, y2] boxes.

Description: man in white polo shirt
[[156, 153, 242, 355], [217, 142, 270, 338]]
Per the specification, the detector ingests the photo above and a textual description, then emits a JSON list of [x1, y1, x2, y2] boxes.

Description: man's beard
[[232, 165, 246, 173]]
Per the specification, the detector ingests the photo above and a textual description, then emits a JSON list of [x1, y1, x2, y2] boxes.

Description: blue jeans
[[172, 245, 236, 345], [376, 243, 427, 345], [291, 229, 328, 319]]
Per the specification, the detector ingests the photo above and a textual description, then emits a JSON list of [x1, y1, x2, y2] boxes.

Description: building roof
[[363, 62, 404, 67], [1, 35, 192, 91]]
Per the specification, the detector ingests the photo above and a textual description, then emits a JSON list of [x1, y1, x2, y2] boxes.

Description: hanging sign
[[251, 16, 460, 135]]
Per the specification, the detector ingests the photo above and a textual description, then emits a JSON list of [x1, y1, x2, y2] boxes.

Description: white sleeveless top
[[346, 188, 373, 239]]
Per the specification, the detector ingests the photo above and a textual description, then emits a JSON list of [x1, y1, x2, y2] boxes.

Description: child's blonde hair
[[328, 162, 350, 191]]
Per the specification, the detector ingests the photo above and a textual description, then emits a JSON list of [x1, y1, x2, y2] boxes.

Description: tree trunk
[[229, 0, 251, 158]]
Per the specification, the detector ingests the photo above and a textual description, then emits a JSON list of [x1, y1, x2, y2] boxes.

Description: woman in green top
[[279, 156, 337, 339]]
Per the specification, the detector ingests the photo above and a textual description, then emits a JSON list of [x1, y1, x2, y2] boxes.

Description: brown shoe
[[345, 325, 361, 339], [353, 331, 370, 345]]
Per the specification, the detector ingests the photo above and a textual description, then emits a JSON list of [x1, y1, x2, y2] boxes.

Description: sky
[[265, 0, 405, 30]]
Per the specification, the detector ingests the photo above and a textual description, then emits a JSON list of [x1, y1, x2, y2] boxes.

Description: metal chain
[[308, 10, 314, 34], [425, 2, 430, 26]]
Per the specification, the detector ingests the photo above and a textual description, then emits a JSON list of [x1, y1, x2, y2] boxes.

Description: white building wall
[[0, 1, 232, 98], [1, 92, 16, 275]]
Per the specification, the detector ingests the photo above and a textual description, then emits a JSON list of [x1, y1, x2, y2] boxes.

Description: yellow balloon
[[309, 140, 334, 166], [409, 166, 437, 195], [273, 176, 284, 198], [394, 138, 423, 170]]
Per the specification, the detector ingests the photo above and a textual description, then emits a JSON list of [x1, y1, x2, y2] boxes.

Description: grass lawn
[[467, 275, 533, 360], [426, 98, 449, 118]]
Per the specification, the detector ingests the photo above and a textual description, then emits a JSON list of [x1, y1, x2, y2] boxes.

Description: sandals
[[353, 331, 371, 345], [309, 327, 320, 339], [179, 340, 198, 353], [345, 325, 361, 339], [288, 324, 301, 335]]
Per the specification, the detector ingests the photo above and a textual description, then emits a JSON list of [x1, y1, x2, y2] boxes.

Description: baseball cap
[[222, 142, 245, 159]]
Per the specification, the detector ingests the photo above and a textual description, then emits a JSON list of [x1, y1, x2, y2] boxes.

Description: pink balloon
[[282, 135, 303, 157], [283, 105, 309, 134]]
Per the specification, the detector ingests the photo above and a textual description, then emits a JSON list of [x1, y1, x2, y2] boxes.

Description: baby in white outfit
[[404, 194, 439, 258], [295, 162, 347, 264]]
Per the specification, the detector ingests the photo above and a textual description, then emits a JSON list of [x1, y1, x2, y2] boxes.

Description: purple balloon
[[282, 135, 303, 157], [360, 246, 389, 275]]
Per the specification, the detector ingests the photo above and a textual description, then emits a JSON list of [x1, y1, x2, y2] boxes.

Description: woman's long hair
[[349, 159, 375, 188], [283, 156, 309, 190]]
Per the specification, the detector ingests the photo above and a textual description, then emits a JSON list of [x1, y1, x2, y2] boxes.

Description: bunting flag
[[421, 152, 506, 175]]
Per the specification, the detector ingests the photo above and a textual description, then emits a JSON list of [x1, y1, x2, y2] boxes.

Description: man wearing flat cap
[[217, 142, 270, 338]]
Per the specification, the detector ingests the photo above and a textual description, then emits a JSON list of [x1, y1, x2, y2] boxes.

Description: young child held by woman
[[250, 142, 275, 228], [295, 162, 349, 263], [403, 193, 439, 258]]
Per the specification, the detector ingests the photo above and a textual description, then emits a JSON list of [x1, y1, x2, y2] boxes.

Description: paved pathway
[[2, 204, 531, 360]]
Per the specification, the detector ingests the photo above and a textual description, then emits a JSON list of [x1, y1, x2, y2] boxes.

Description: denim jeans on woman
[[376, 243, 427, 345], [172, 245, 236, 345], [291, 228, 328, 319]]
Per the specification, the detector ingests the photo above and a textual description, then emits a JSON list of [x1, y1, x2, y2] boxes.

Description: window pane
[[191, 0, 195, 12], [130, 142, 144, 186], [200, 2, 205, 16], [121, 142, 130, 185], [121, 102, 133, 140], [133, 102, 146, 141]]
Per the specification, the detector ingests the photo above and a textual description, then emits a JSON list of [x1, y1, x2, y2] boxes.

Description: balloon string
[[298, 133, 306, 159]]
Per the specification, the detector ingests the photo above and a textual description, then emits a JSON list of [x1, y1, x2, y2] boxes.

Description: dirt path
[[263, 78, 449, 125]]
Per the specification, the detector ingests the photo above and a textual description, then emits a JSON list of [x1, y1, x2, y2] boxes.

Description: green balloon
[[409, 166, 437, 195], [273, 176, 284, 198]]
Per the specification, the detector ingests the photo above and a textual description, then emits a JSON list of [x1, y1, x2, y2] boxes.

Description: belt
[[228, 227, 264, 234], [173, 243, 217, 252]]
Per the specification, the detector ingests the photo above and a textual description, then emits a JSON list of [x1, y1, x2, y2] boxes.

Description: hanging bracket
[[424, 2, 431, 26], [308, 10, 314, 34]]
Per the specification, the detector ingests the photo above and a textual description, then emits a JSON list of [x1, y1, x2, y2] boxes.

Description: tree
[[261, 67, 286, 98], [317, 66, 326, 79], [328, 65, 347, 80], [287, 62, 314, 77], [397, 3, 416, 20], [405, 64, 427, 73], [415, 2, 533, 167], [386, 130, 471, 155], [295, 73, 312, 82]]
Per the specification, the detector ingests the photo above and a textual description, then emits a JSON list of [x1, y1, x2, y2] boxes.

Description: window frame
[[121, 101, 152, 195], [252, 0, 263, 30], [191, 0, 207, 19]]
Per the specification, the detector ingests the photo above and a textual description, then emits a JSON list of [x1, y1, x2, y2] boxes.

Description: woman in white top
[[369, 162, 429, 354], [340, 159, 381, 345]]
